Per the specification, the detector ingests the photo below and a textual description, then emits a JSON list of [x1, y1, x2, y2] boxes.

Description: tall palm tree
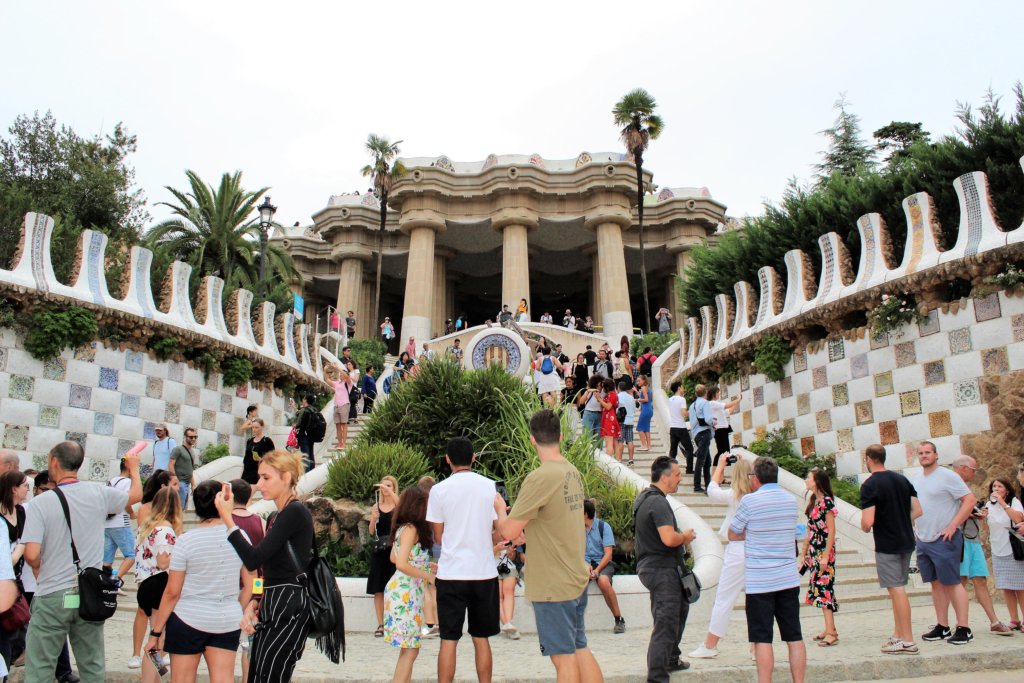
[[145, 170, 298, 300], [613, 88, 664, 334], [361, 134, 407, 330]]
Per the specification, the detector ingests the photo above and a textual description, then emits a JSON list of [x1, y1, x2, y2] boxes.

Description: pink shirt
[[332, 379, 351, 406]]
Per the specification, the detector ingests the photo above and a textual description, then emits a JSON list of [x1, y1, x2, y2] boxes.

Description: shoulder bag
[[53, 487, 120, 622], [632, 488, 701, 604], [1009, 529, 1024, 562]]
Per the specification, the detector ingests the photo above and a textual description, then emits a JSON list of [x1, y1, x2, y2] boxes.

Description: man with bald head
[[952, 455, 1014, 635], [0, 450, 20, 474]]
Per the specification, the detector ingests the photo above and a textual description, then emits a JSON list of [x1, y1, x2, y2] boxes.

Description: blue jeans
[[298, 435, 315, 472], [582, 410, 602, 437], [178, 481, 191, 511], [103, 527, 135, 565]]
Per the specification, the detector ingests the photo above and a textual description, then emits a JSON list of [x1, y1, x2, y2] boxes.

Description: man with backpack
[[295, 394, 326, 472], [584, 499, 625, 633], [637, 347, 658, 377]]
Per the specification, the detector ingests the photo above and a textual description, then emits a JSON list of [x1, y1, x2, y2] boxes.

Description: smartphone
[[147, 649, 168, 677]]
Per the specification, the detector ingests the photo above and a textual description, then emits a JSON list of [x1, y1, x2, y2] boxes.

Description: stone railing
[[0, 212, 326, 388]]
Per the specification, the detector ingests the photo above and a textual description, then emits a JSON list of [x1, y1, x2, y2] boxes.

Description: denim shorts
[[103, 526, 136, 564], [916, 531, 964, 586], [532, 588, 588, 656]]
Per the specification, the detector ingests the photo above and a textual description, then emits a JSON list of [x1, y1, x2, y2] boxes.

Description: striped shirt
[[729, 483, 800, 594], [169, 525, 245, 634]]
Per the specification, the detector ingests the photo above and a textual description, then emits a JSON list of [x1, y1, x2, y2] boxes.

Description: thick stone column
[[360, 276, 374, 339], [499, 223, 530, 316], [335, 259, 363, 329], [591, 219, 633, 342], [399, 219, 443, 355], [431, 251, 451, 338], [672, 248, 693, 331], [588, 248, 602, 326]]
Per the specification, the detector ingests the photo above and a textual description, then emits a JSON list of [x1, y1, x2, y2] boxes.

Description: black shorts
[[436, 578, 500, 641], [137, 572, 169, 616], [745, 586, 802, 644], [164, 613, 241, 655]]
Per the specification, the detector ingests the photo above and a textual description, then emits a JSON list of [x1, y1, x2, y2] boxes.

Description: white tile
[[837, 451, 861, 477], [65, 360, 99, 387], [763, 383, 781, 405], [892, 366, 923, 392], [61, 406, 94, 433], [868, 347, 895, 373], [180, 406, 203, 430], [5, 349, 43, 376], [1009, 342, 1024, 371], [875, 395, 900, 420], [93, 346, 123, 368], [200, 389, 220, 411], [26, 378, 64, 407], [810, 388, 832, 412], [215, 412, 234, 435], [118, 371, 147, 397], [830, 361, 851, 384], [146, 359, 168, 379], [139, 398, 165, 422], [972, 317, 1014, 348], [90, 388, 120, 415], [901, 465, 924, 479], [931, 435, 962, 461], [114, 415, 145, 437], [915, 334, 947, 363], [2, 398, 37, 426], [884, 445, 909, 470], [815, 431, 837, 454], [752, 406, 768, 426], [27, 426, 67, 453], [795, 414, 815, 436], [163, 380, 186, 404], [898, 414, 929, 442], [951, 404, 991, 435], [87, 435, 118, 460], [846, 377, 874, 403], [919, 385, 954, 414], [777, 397, 797, 420], [852, 424, 880, 451], [832, 405, 855, 430], [945, 353, 983, 383], [183, 366, 205, 387]]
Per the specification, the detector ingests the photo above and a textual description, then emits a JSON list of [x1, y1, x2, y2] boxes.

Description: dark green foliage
[[753, 336, 792, 382], [0, 300, 15, 329], [97, 324, 129, 345], [346, 337, 386, 373], [221, 356, 253, 387], [815, 94, 877, 181], [190, 350, 220, 379], [831, 478, 861, 507], [324, 442, 433, 503], [322, 536, 372, 578], [201, 443, 230, 464], [874, 121, 930, 165], [147, 335, 181, 361], [22, 306, 98, 361], [629, 331, 676, 357], [680, 86, 1024, 316], [719, 358, 741, 384], [748, 428, 858, 506]]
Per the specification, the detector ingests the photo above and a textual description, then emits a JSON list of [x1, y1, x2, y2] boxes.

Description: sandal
[[374, 624, 384, 637], [817, 632, 839, 647], [812, 632, 827, 641]]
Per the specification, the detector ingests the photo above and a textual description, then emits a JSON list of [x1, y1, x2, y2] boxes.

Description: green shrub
[[192, 350, 220, 379], [867, 294, 927, 338], [831, 478, 861, 507], [753, 335, 792, 382], [222, 356, 253, 387], [346, 338, 387, 373], [324, 441, 433, 503], [322, 536, 372, 578], [148, 335, 180, 361], [201, 443, 231, 464], [630, 331, 676, 357], [0, 299, 17, 329], [23, 306, 99, 361]]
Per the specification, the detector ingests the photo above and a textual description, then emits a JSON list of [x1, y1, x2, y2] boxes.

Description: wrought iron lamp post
[[256, 195, 277, 295]]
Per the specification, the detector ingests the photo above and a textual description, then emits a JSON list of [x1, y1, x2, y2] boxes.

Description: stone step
[[733, 584, 933, 612]]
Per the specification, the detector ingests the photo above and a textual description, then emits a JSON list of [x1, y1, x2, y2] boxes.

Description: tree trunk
[[372, 198, 386, 340], [636, 157, 651, 334]]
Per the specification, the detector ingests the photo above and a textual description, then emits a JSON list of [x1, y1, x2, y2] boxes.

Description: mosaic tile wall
[[0, 329, 288, 478], [724, 291, 1024, 481]]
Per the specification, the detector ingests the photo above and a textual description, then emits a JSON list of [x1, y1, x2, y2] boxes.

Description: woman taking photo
[[635, 375, 654, 451], [707, 387, 741, 467], [369, 476, 400, 637], [987, 478, 1024, 628], [383, 486, 437, 682], [215, 450, 319, 681], [242, 419, 275, 485], [579, 375, 604, 437], [690, 455, 753, 659], [145, 480, 252, 683], [135, 487, 181, 683], [597, 377, 620, 458], [802, 469, 839, 646]]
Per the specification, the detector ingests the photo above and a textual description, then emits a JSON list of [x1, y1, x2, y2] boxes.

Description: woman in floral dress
[[383, 485, 437, 683], [802, 468, 839, 646]]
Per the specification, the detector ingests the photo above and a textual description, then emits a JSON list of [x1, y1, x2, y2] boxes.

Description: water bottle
[[111, 569, 122, 588]]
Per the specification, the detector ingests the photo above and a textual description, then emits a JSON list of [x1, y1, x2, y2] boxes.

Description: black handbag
[[283, 530, 346, 663], [1010, 530, 1024, 562], [677, 563, 702, 604], [53, 488, 120, 622]]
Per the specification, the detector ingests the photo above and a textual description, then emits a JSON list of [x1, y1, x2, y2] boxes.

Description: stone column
[[588, 248, 602, 326], [590, 218, 633, 342], [431, 250, 451, 338], [335, 259, 363, 331], [360, 276, 375, 339], [672, 248, 693, 331], [399, 219, 444, 355], [500, 224, 530, 317]]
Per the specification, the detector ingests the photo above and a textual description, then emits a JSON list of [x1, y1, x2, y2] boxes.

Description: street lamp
[[256, 195, 277, 294]]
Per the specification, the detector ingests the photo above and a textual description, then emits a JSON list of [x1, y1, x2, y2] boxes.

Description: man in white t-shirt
[[426, 437, 504, 683], [615, 380, 637, 466], [667, 381, 694, 473]]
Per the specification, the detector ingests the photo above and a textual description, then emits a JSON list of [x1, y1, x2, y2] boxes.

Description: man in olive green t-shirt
[[497, 409, 603, 682]]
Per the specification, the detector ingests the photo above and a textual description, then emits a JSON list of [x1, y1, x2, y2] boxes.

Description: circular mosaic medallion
[[467, 330, 527, 376]]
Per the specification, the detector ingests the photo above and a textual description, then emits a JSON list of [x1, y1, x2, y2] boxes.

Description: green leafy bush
[[148, 335, 180, 360], [201, 443, 231, 464], [867, 294, 927, 338], [97, 324, 129, 345], [324, 442, 433, 503], [749, 427, 853, 504], [0, 299, 17, 329], [753, 335, 792, 382], [222, 356, 253, 387], [629, 331, 676, 357], [192, 350, 220, 379], [346, 338, 387, 373], [322, 536, 372, 578], [23, 306, 98, 361], [831, 478, 861, 507]]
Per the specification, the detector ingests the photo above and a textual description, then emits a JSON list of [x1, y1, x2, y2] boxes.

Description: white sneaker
[[688, 645, 719, 659], [127, 656, 142, 669]]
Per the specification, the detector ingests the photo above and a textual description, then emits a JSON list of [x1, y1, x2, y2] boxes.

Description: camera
[[497, 561, 511, 576], [726, 454, 738, 465], [974, 500, 987, 514]]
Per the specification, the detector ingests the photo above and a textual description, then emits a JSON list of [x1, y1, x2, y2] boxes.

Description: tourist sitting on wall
[[395, 352, 414, 382], [516, 298, 529, 322], [498, 305, 513, 325]]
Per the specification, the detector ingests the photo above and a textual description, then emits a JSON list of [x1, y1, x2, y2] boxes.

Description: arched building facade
[[277, 152, 727, 348]]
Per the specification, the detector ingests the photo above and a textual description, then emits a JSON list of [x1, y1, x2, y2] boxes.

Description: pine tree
[[814, 94, 876, 183]]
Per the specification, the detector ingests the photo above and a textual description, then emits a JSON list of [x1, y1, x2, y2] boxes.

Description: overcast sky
[[3, 1, 1022, 230]]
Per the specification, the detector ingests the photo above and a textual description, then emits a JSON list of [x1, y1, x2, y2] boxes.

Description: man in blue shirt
[[729, 456, 806, 683], [688, 385, 713, 493], [583, 499, 624, 633]]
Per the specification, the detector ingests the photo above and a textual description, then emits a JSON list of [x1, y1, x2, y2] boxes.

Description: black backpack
[[638, 354, 654, 376], [307, 410, 327, 443]]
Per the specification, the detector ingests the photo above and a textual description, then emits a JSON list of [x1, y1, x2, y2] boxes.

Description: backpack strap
[[52, 487, 83, 574]]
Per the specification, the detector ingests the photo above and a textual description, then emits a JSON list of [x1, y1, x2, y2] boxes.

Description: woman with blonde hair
[[689, 454, 755, 659], [368, 476, 400, 636], [134, 487, 182, 683], [214, 449, 325, 680]]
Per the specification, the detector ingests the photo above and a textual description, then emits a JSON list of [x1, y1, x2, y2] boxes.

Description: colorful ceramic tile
[[753, 386, 764, 407], [832, 384, 849, 407], [782, 418, 797, 437], [894, 341, 916, 368], [185, 386, 200, 407], [202, 410, 216, 431], [120, 394, 140, 417], [828, 338, 845, 362], [800, 436, 816, 457], [117, 439, 135, 458], [917, 309, 940, 336], [64, 431, 86, 448], [742, 411, 752, 431], [948, 327, 973, 355], [836, 427, 854, 452], [874, 371, 894, 397], [815, 410, 832, 433], [954, 379, 981, 407], [168, 361, 184, 383], [43, 357, 67, 381], [796, 393, 811, 416], [89, 459, 109, 482], [780, 377, 793, 399], [3, 426, 29, 450], [850, 353, 869, 379], [143, 422, 157, 440], [69, 385, 91, 409], [146, 377, 163, 399], [928, 410, 953, 438], [740, 374, 750, 391], [263, 389, 273, 406], [755, 425, 767, 441], [974, 293, 1001, 322], [812, 366, 828, 390], [220, 394, 233, 413], [923, 360, 946, 386], [793, 349, 807, 373], [855, 400, 874, 426], [32, 452, 48, 472], [235, 383, 249, 399], [125, 351, 144, 373], [870, 331, 889, 349], [900, 390, 922, 417], [8, 375, 34, 400], [233, 416, 244, 434], [879, 420, 899, 445], [1013, 314, 1024, 343], [94, 412, 114, 435], [217, 432, 229, 445], [981, 347, 1010, 376], [38, 405, 61, 427], [98, 367, 119, 390], [767, 402, 779, 423], [73, 343, 96, 362], [165, 402, 181, 424], [205, 373, 219, 391]]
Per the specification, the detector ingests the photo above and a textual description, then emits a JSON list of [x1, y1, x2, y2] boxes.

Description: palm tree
[[145, 170, 298, 301], [613, 88, 664, 334], [361, 134, 407, 330]]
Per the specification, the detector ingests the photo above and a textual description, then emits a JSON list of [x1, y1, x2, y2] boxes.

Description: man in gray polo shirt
[[23, 441, 143, 683]]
